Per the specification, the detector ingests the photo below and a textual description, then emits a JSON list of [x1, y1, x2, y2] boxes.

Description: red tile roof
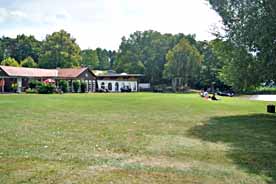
[[0, 66, 93, 79], [0, 66, 57, 77], [57, 68, 88, 78], [0, 66, 139, 79]]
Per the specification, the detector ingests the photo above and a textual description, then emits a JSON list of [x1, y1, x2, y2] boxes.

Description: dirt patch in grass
[[125, 155, 191, 170], [87, 165, 118, 174]]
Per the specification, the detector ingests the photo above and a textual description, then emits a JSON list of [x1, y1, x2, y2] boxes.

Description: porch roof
[[93, 70, 143, 77]]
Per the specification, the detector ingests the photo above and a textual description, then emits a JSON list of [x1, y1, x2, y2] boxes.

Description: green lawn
[[0, 93, 275, 184]]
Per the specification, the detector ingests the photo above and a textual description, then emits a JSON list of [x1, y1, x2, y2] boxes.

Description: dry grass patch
[[125, 155, 191, 170]]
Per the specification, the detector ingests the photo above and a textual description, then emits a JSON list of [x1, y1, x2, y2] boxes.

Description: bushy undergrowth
[[73, 80, 80, 93], [246, 87, 276, 95], [59, 80, 69, 93], [37, 83, 55, 94]]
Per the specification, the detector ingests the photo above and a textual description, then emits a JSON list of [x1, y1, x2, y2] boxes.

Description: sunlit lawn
[[0, 93, 275, 184]]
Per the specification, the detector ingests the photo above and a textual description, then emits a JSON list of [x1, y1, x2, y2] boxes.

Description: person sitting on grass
[[211, 93, 218, 101], [203, 91, 209, 99]]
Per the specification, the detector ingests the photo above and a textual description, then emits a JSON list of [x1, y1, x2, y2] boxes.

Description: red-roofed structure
[[0, 66, 142, 93], [0, 66, 57, 78], [57, 68, 96, 79], [0, 66, 96, 93]]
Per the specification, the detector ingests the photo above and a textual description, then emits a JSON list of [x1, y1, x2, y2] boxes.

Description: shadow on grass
[[188, 114, 276, 183]]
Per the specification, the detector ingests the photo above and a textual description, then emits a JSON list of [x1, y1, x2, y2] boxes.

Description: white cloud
[[0, 8, 27, 23], [0, 0, 223, 50]]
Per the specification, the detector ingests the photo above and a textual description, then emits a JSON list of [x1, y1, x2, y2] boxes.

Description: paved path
[[249, 95, 276, 102]]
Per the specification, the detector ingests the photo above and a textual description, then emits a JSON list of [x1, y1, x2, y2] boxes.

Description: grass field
[[0, 93, 275, 184]]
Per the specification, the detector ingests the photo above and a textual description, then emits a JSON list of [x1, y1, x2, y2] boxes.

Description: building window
[[101, 82, 105, 89], [108, 83, 112, 91], [115, 82, 119, 91]]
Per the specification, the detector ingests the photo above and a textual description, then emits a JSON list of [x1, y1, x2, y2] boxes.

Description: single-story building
[[0, 66, 142, 93], [93, 70, 143, 92], [0, 66, 96, 93]]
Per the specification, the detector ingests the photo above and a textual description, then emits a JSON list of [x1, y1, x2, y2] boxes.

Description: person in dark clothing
[[211, 93, 218, 101]]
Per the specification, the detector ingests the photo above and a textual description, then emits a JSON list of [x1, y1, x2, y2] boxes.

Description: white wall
[[97, 80, 138, 92], [139, 83, 151, 90]]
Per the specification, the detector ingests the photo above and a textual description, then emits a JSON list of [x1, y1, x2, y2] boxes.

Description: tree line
[[114, 30, 245, 91], [0, 29, 263, 92], [0, 30, 227, 91], [0, 30, 116, 70]]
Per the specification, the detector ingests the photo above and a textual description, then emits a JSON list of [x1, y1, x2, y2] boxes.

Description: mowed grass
[[0, 93, 275, 184]]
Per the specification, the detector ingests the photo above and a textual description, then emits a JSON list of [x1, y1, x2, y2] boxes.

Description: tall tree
[[211, 39, 260, 91], [108, 50, 117, 69], [15, 35, 41, 63], [96, 48, 110, 70], [80, 49, 99, 69], [164, 38, 203, 91], [39, 30, 81, 68], [0, 37, 17, 61], [196, 40, 224, 89], [208, 0, 276, 81], [0, 35, 41, 63], [116, 30, 188, 84]]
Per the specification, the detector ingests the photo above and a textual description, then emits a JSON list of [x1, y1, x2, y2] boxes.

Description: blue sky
[[0, 0, 223, 50]]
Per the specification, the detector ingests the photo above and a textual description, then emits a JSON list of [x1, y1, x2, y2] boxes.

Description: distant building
[[138, 83, 151, 91], [93, 70, 143, 92], [0, 66, 142, 93]]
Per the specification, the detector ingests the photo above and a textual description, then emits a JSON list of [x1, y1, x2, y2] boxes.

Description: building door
[[108, 83, 112, 91], [115, 82, 119, 91], [101, 82, 105, 89]]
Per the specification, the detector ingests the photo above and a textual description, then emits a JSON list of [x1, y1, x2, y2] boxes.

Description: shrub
[[37, 83, 55, 94], [59, 80, 69, 93], [11, 83, 18, 92], [25, 88, 37, 94], [80, 81, 87, 93], [20, 57, 38, 68], [28, 80, 42, 89], [1, 57, 20, 67], [246, 87, 276, 95], [73, 80, 80, 93]]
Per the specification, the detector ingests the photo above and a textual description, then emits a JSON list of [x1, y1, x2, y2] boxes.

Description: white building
[[94, 70, 143, 92]]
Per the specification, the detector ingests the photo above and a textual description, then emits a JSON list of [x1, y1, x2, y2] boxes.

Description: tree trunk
[[172, 78, 176, 92]]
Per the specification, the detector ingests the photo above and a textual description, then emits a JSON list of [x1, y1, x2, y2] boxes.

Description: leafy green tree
[[211, 39, 260, 92], [1, 57, 20, 67], [15, 35, 41, 63], [0, 35, 41, 63], [39, 30, 81, 68], [20, 56, 38, 68], [164, 38, 203, 91], [80, 49, 99, 69], [208, 0, 276, 81], [196, 40, 225, 89], [96, 48, 110, 70], [115, 50, 145, 74], [0, 37, 17, 61], [108, 50, 117, 69], [116, 30, 189, 84]]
